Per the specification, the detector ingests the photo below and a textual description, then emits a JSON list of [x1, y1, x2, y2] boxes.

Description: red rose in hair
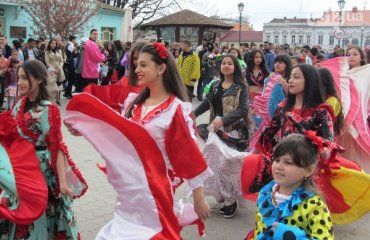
[[153, 42, 168, 60]]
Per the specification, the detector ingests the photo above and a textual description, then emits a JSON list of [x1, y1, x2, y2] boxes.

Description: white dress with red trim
[[65, 93, 212, 240]]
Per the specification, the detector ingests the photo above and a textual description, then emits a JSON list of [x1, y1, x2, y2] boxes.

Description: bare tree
[[98, 0, 187, 27], [24, 0, 98, 39]]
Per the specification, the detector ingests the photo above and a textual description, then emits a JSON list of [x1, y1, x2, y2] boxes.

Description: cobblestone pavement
[[59, 98, 370, 240]]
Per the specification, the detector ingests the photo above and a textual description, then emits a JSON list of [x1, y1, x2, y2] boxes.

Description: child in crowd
[[5, 50, 22, 109], [246, 133, 334, 239]]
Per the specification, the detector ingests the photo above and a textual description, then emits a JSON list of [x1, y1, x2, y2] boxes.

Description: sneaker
[[219, 204, 227, 214], [223, 202, 238, 218]]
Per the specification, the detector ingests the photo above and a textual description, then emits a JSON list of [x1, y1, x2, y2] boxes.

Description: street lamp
[[361, 25, 365, 49], [338, 0, 345, 46], [238, 2, 245, 48]]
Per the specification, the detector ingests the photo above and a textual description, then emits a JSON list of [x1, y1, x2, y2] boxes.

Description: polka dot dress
[[249, 181, 334, 239]]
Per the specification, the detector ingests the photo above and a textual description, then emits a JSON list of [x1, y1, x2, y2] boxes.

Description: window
[[266, 35, 271, 43], [101, 27, 116, 41], [306, 35, 311, 44], [299, 35, 303, 44], [180, 27, 199, 47], [10, 26, 27, 38], [351, 38, 359, 46], [283, 35, 287, 44], [329, 36, 335, 45], [291, 35, 296, 44], [365, 36, 370, 46], [160, 27, 176, 44], [274, 35, 279, 44], [318, 35, 324, 45]]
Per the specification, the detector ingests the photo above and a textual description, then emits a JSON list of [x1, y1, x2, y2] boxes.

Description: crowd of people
[[0, 27, 369, 240]]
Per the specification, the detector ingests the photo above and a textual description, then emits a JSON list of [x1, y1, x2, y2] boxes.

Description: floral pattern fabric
[[0, 97, 87, 239]]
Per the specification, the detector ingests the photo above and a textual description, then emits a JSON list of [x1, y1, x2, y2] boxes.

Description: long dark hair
[[46, 39, 57, 53], [318, 68, 345, 136], [228, 47, 243, 60], [105, 41, 118, 56], [219, 54, 246, 87], [272, 133, 318, 191], [12, 40, 22, 51], [128, 40, 150, 86], [346, 45, 366, 67], [274, 54, 293, 79], [284, 64, 325, 112], [246, 50, 269, 76], [19, 60, 50, 109], [113, 40, 124, 52], [125, 43, 188, 117]]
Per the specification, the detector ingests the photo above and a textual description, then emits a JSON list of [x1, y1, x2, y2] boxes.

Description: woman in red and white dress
[[65, 43, 212, 239]]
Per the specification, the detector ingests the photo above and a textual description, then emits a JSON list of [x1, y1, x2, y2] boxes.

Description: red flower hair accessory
[[153, 42, 168, 60]]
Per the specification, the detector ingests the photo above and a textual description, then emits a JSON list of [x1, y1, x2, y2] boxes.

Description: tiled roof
[[221, 31, 263, 42], [269, 17, 308, 24], [140, 9, 233, 29]]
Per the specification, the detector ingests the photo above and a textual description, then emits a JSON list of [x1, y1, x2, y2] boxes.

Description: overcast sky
[[181, 0, 365, 30]]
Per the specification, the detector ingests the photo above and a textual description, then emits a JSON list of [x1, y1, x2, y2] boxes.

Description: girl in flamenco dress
[[194, 54, 250, 218], [241, 64, 370, 225], [246, 133, 334, 240], [319, 48, 369, 172], [64, 43, 212, 239], [0, 60, 87, 239], [248, 55, 292, 150]]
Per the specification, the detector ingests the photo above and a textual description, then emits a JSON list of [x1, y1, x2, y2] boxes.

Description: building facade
[[0, 0, 126, 42], [263, 7, 370, 50]]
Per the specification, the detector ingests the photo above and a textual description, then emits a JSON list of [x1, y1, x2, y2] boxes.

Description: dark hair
[[113, 40, 124, 52], [366, 49, 370, 64], [302, 45, 311, 51], [181, 40, 192, 47], [274, 54, 293, 79], [272, 133, 318, 190], [310, 47, 319, 57], [285, 64, 325, 112], [128, 40, 150, 86], [18, 60, 50, 108], [46, 39, 57, 53], [171, 48, 180, 58], [90, 29, 98, 34], [219, 54, 246, 87], [125, 43, 189, 117], [243, 43, 250, 48], [291, 56, 303, 64], [228, 47, 243, 60], [68, 35, 76, 41], [346, 45, 366, 67], [318, 68, 345, 136], [105, 41, 118, 57], [12, 40, 22, 50], [27, 38, 36, 44], [246, 50, 269, 76]]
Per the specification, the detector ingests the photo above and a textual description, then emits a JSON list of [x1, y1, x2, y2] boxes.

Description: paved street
[[59, 98, 370, 240]]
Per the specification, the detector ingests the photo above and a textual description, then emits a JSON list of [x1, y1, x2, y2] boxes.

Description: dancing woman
[[0, 60, 87, 239], [65, 43, 212, 239]]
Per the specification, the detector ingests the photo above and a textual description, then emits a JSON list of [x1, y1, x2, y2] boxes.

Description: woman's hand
[[64, 122, 82, 136], [193, 187, 211, 221], [59, 182, 74, 199], [212, 118, 223, 131]]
